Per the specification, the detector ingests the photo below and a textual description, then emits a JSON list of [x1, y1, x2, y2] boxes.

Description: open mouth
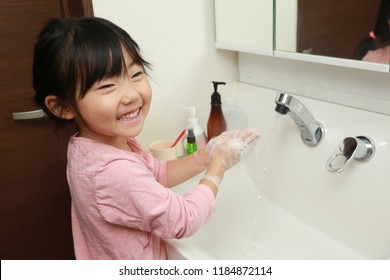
[[118, 108, 140, 122]]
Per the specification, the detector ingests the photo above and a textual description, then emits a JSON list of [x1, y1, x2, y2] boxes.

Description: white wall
[[93, 0, 238, 147], [239, 53, 390, 116]]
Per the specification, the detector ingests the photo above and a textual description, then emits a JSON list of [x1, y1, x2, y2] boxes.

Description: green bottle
[[186, 129, 197, 155]]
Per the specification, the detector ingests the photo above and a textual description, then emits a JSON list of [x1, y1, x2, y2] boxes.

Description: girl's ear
[[44, 95, 75, 120]]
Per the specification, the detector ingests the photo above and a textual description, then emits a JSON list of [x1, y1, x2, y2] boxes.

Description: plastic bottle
[[183, 107, 207, 150], [223, 83, 246, 130], [186, 129, 197, 155], [207, 81, 227, 141]]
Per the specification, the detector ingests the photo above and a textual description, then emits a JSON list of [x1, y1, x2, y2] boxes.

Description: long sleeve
[[95, 158, 215, 239]]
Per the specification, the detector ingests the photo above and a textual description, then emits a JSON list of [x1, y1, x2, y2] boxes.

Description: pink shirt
[[363, 46, 390, 64], [66, 136, 215, 259]]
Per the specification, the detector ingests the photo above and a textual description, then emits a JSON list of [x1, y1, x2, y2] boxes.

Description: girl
[[33, 17, 259, 260], [353, 0, 390, 63]]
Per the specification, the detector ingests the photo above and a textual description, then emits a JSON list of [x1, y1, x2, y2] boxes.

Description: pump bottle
[[183, 107, 207, 150], [207, 81, 227, 141]]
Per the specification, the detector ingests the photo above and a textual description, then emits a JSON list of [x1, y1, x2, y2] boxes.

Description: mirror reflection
[[276, 0, 389, 64]]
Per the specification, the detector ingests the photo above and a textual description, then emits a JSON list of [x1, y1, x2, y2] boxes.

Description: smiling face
[[73, 51, 152, 150], [35, 18, 153, 144]]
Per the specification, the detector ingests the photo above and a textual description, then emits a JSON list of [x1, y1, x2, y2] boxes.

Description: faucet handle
[[326, 136, 375, 173]]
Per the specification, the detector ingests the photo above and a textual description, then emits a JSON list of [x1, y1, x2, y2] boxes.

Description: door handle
[[12, 109, 46, 120]]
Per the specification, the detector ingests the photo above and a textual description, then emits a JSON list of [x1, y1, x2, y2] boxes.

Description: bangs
[[65, 18, 150, 98]]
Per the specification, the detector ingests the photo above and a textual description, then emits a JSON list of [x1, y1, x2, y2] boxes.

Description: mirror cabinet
[[214, 0, 389, 73], [214, 0, 273, 56]]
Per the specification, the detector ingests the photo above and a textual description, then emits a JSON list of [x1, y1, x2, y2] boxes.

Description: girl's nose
[[121, 92, 137, 104], [120, 84, 138, 104]]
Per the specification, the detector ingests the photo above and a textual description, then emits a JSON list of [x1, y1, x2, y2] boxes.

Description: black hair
[[353, 0, 390, 60], [33, 17, 150, 130]]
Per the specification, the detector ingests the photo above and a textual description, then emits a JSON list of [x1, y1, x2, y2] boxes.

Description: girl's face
[[74, 51, 152, 150]]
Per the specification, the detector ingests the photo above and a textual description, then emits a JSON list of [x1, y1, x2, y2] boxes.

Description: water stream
[[241, 113, 282, 257]]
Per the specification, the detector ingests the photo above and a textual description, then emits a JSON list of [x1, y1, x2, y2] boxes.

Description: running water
[[258, 113, 282, 191], [241, 113, 282, 258], [245, 113, 282, 195]]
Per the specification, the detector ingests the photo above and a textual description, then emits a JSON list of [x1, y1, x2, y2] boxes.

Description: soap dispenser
[[207, 81, 227, 141], [183, 106, 207, 150]]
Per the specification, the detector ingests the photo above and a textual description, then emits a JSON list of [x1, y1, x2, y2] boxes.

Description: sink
[[166, 83, 390, 260]]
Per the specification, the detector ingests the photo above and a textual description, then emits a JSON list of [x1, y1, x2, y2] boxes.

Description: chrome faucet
[[326, 136, 375, 173], [274, 92, 324, 146]]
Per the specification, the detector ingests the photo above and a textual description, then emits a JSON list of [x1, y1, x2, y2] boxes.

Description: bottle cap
[[211, 81, 226, 104], [187, 129, 196, 143], [183, 107, 199, 128]]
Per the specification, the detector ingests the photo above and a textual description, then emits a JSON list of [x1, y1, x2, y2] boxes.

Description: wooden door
[[0, 0, 93, 259]]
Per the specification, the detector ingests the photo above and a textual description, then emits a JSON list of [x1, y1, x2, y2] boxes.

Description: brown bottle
[[207, 81, 227, 141]]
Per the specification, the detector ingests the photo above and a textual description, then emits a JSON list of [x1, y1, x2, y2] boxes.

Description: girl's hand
[[206, 128, 260, 169], [195, 128, 260, 170]]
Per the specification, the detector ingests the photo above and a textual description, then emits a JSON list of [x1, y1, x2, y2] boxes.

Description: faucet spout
[[275, 92, 324, 146]]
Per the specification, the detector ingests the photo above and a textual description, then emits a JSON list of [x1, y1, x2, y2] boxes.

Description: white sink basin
[[167, 164, 366, 259]]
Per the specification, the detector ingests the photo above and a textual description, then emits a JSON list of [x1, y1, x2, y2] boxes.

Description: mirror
[[275, 0, 388, 65]]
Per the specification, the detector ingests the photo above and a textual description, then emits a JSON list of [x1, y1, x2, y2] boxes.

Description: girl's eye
[[98, 84, 114, 90], [132, 70, 144, 79]]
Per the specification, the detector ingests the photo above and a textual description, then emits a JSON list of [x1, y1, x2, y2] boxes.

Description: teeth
[[119, 108, 139, 121]]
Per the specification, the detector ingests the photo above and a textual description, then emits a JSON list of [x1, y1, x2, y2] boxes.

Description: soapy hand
[[200, 128, 260, 169]]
